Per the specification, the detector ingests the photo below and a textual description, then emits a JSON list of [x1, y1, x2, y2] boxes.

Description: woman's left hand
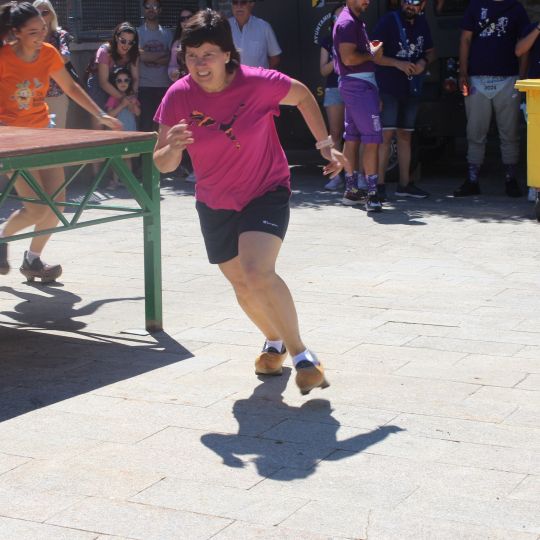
[[99, 115, 123, 130], [320, 147, 348, 177]]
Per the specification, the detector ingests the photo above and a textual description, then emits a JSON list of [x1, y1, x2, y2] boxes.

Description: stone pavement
[[0, 167, 539, 540]]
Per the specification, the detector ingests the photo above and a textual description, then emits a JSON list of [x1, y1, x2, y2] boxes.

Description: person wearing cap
[[373, 0, 436, 200], [228, 0, 281, 69], [455, 0, 529, 198], [333, 0, 384, 213]]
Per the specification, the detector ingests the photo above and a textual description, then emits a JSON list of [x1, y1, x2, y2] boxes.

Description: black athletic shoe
[[535, 195, 540, 223], [0, 242, 9, 275], [377, 184, 388, 203], [395, 183, 429, 199], [365, 192, 382, 212], [453, 180, 480, 197], [505, 178, 522, 198]]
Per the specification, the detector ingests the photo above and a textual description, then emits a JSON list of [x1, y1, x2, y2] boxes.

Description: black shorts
[[196, 186, 291, 264]]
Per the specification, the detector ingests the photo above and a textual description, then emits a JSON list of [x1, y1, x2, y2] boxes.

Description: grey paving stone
[[47, 497, 231, 539], [0, 517, 97, 540], [0, 452, 29, 475], [0, 485, 86, 521], [211, 521, 343, 539], [508, 475, 540, 503], [367, 508, 539, 540], [131, 477, 308, 526], [406, 336, 524, 356], [517, 374, 540, 391]]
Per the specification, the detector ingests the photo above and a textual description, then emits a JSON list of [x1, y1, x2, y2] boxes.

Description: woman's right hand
[[99, 115, 123, 130], [166, 120, 194, 151]]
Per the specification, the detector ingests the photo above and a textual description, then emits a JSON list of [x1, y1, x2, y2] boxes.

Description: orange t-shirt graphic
[[0, 43, 64, 128]]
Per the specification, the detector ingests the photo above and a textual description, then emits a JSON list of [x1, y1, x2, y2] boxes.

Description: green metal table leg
[[142, 151, 163, 332]]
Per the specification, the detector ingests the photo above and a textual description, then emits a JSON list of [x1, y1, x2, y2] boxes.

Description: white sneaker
[[324, 174, 344, 191], [528, 187, 537, 202]]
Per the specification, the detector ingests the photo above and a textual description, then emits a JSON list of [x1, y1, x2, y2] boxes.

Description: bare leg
[[343, 140, 360, 173], [219, 231, 306, 357], [325, 103, 345, 152], [378, 129, 395, 184], [396, 129, 412, 186], [362, 142, 379, 177]]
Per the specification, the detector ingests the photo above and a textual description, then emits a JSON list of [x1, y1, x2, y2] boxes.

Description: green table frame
[[0, 127, 162, 333]]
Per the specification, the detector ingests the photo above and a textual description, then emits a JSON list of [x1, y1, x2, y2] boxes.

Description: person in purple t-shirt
[[373, 0, 436, 201], [333, 0, 384, 212], [153, 10, 347, 396], [455, 0, 529, 198]]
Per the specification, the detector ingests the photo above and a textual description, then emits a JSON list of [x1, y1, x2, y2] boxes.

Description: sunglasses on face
[[180, 15, 192, 21], [116, 77, 131, 83], [118, 37, 135, 46], [232, 0, 252, 5], [39, 9, 51, 16], [143, 4, 160, 9]]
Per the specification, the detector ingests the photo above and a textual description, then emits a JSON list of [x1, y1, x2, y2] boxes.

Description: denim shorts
[[323, 87, 344, 107], [380, 92, 420, 131]]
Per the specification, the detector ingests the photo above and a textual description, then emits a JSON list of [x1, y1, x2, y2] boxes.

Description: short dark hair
[[0, 1, 40, 46], [179, 9, 240, 74]]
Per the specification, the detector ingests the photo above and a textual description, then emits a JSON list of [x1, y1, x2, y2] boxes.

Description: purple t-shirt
[[333, 6, 375, 76], [373, 11, 433, 98], [154, 65, 292, 211], [462, 0, 529, 76], [521, 22, 540, 78]]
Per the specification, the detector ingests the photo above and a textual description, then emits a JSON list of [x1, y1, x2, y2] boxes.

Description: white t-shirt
[[228, 15, 282, 68]]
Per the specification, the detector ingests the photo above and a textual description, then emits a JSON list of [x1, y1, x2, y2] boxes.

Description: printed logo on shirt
[[189, 103, 245, 149], [372, 114, 381, 132], [479, 17, 509, 38], [396, 36, 425, 60], [11, 79, 45, 110], [262, 219, 278, 228], [143, 39, 167, 69]]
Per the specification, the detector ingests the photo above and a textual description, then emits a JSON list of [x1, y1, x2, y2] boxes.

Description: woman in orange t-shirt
[[0, 1, 121, 282]]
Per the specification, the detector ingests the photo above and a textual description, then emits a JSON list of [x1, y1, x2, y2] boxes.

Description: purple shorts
[[339, 77, 383, 144]]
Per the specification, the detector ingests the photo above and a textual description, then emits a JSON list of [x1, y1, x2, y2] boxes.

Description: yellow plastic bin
[[515, 79, 540, 189]]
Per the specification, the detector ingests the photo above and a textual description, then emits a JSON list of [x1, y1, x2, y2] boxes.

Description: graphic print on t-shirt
[[479, 16, 509, 37], [189, 103, 245, 149], [11, 78, 45, 110], [396, 36, 425, 60]]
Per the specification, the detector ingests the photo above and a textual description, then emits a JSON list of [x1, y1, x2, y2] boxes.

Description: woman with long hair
[[168, 8, 194, 82], [86, 21, 139, 131], [32, 0, 71, 128], [0, 1, 121, 281], [153, 10, 347, 395]]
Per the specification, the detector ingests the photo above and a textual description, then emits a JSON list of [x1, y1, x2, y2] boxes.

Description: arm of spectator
[[57, 30, 71, 64], [339, 42, 373, 66], [268, 55, 281, 69], [168, 41, 182, 81], [518, 53, 529, 79], [413, 47, 437, 75], [375, 53, 416, 75], [320, 47, 333, 77], [516, 25, 540, 57], [98, 62, 123, 100], [140, 50, 170, 65], [51, 66, 122, 130], [106, 97, 129, 118], [458, 30, 472, 95], [265, 22, 282, 70], [130, 59, 140, 94]]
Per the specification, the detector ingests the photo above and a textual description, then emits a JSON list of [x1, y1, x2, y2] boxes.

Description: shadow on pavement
[[201, 367, 404, 480]]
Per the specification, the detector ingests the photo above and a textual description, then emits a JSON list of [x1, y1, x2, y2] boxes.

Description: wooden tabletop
[[0, 127, 156, 158]]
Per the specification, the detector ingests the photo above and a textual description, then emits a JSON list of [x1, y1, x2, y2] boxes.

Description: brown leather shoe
[[295, 359, 330, 395], [255, 345, 287, 376], [20, 251, 62, 283]]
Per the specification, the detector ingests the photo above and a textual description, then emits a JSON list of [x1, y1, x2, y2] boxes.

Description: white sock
[[293, 349, 319, 367], [26, 250, 40, 263], [264, 339, 284, 352]]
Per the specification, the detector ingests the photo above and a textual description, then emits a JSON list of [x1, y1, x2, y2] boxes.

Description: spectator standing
[[333, 0, 384, 212], [228, 0, 281, 68], [373, 0, 436, 200], [516, 20, 540, 209], [455, 0, 529, 197], [137, 0, 172, 132], [168, 8, 193, 82], [86, 22, 140, 131], [320, 3, 346, 191], [33, 0, 71, 129]]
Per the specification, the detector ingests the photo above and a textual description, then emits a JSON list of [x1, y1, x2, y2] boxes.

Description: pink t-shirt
[[154, 65, 292, 211]]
